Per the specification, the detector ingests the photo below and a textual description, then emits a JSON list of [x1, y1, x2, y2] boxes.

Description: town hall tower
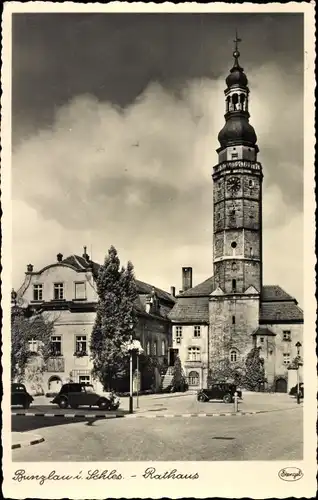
[[209, 37, 263, 374]]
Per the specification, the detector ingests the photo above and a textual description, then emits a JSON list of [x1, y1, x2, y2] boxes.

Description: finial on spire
[[233, 30, 242, 67]]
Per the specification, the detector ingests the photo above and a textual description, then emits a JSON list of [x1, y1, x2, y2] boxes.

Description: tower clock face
[[227, 176, 241, 193]]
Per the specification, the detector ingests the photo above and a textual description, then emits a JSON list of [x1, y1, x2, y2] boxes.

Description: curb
[[11, 412, 125, 418], [125, 411, 258, 418], [12, 435, 45, 450]]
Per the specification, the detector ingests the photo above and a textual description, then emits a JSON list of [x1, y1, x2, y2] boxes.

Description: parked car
[[11, 383, 34, 409], [197, 383, 242, 403], [289, 382, 304, 398], [51, 383, 120, 410]]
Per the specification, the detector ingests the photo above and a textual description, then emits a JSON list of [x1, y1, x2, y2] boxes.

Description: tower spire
[[233, 30, 242, 68]]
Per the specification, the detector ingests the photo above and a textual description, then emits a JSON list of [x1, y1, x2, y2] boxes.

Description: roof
[[169, 277, 303, 324], [252, 327, 276, 336], [62, 254, 175, 304], [168, 296, 209, 323], [259, 302, 303, 323], [180, 276, 215, 297], [261, 285, 296, 302]]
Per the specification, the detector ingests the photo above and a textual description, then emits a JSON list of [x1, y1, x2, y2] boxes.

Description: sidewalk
[[12, 432, 45, 450], [32, 391, 190, 406]]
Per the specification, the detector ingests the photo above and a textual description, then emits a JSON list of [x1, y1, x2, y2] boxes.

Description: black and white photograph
[[1, 2, 316, 499]]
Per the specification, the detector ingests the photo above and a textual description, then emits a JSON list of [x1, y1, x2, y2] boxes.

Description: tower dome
[[217, 33, 258, 151], [218, 115, 257, 148], [226, 62, 248, 88]]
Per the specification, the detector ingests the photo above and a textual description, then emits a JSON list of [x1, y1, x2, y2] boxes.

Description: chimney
[[182, 267, 193, 292], [170, 286, 176, 297], [57, 253, 63, 262], [27, 264, 33, 272], [82, 246, 90, 262]]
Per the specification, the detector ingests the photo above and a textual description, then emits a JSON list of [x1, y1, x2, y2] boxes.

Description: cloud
[[12, 62, 303, 304]]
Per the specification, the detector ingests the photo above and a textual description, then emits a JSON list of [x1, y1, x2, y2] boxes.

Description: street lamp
[[123, 325, 143, 414], [295, 341, 302, 404]]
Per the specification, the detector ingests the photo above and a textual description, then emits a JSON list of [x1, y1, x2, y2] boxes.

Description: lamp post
[[135, 343, 144, 408], [295, 341, 302, 404], [124, 323, 143, 414], [129, 323, 134, 414]]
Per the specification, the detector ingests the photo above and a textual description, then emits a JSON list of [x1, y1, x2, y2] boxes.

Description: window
[[283, 330, 291, 341], [79, 375, 90, 384], [28, 338, 38, 353], [194, 326, 201, 338], [232, 279, 237, 292], [260, 337, 264, 343], [153, 342, 157, 356], [75, 335, 87, 355], [175, 326, 183, 338], [50, 335, 62, 356], [248, 179, 254, 188], [188, 371, 199, 386], [283, 353, 290, 365], [232, 315, 236, 325], [75, 282, 86, 300], [161, 340, 166, 356], [276, 311, 281, 320], [231, 153, 238, 159], [54, 283, 64, 300], [146, 341, 150, 356], [33, 284, 43, 301], [230, 349, 238, 362], [232, 262, 237, 272], [188, 346, 201, 361], [231, 241, 237, 248]]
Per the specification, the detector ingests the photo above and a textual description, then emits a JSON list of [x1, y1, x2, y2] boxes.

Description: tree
[[90, 246, 138, 390], [243, 346, 265, 391], [171, 355, 187, 392], [11, 308, 54, 382], [208, 358, 244, 386]]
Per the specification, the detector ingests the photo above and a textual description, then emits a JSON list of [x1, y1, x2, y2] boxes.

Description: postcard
[[1, 2, 316, 498]]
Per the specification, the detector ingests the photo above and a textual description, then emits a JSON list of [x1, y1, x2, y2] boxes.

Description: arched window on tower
[[230, 349, 239, 363], [232, 279, 237, 293], [226, 96, 231, 113], [240, 94, 246, 111], [232, 93, 238, 111]]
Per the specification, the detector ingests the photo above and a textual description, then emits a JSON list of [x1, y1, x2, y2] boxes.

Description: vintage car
[[51, 383, 120, 410], [11, 383, 34, 409], [197, 383, 242, 403], [289, 382, 304, 398]]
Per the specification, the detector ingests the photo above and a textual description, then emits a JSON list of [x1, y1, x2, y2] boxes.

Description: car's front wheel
[[23, 400, 31, 409], [197, 394, 207, 402], [98, 398, 109, 410], [58, 398, 68, 409], [223, 393, 232, 403]]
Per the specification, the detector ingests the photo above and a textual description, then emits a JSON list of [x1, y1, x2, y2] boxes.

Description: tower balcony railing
[[212, 159, 263, 177]]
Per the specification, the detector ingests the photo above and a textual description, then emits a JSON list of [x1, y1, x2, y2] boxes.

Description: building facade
[[169, 43, 303, 392], [15, 250, 175, 395]]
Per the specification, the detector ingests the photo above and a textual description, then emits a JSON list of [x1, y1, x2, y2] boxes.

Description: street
[[12, 392, 303, 461]]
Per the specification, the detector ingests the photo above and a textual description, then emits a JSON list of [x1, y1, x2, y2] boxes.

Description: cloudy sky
[[12, 12, 304, 304]]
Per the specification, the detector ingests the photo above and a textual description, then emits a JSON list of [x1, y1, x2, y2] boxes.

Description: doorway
[[275, 378, 287, 393]]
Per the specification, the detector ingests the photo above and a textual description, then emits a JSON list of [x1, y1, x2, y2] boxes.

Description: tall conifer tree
[[90, 246, 138, 390]]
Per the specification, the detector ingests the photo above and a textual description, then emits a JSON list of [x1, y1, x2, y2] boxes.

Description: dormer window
[[54, 283, 64, 300], [33, 284, 43, 301]]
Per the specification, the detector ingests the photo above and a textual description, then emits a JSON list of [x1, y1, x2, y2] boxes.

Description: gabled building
[[168, 42, 303, 392], [15, 249, 175, 394]]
